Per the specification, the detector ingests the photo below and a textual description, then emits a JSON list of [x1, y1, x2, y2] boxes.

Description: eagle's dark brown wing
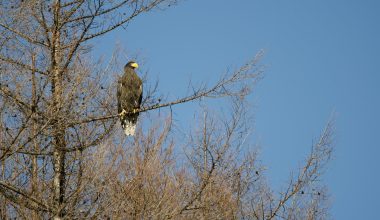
[[117, 67, 142, 135]]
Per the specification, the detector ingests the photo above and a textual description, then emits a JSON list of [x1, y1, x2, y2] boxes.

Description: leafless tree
[[0, 1, 333, 219]]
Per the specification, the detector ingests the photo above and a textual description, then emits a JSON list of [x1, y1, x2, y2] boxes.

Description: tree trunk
[[52, 2, 65, 218], [31, 54, 40, 220]]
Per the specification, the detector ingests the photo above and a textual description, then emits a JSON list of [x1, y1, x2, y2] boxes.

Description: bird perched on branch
[[117, 61, 143, 136]]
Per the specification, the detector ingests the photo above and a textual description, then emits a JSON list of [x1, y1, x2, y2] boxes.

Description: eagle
[[117, 61, 143, 136]]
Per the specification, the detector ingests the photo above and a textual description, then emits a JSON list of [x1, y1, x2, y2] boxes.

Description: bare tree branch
[[0, 181, 52, 213]]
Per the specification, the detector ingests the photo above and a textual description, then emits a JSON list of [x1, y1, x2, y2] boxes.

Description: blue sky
[[95, 0, 380, 219]]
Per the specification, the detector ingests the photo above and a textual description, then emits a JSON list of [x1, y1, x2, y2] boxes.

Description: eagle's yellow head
[[126, 61, 139, 69]]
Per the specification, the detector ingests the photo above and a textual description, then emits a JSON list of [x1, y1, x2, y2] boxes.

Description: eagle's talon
[[119, 109, 127, 117], [132, 108, 139, 114]]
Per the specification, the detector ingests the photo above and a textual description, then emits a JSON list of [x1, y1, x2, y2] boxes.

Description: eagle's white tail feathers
[[123, 121, 136, 136]]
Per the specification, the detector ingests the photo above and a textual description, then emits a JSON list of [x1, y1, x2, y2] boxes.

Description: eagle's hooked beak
[[131, 62, 139, 69]]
